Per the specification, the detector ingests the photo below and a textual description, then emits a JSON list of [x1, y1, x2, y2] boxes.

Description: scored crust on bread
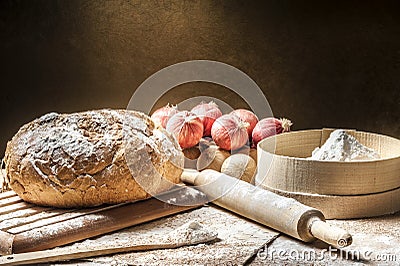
[[4, 109, 184, 208]]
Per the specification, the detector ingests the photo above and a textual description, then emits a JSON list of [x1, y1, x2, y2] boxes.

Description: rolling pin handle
[[180, 169, 199, 185], [309, 219, 352, 248]]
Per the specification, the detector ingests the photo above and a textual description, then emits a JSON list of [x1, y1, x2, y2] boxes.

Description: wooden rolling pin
[[181, 169, 352, 248]]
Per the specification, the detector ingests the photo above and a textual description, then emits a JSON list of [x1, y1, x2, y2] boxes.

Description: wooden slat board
[[0, 196, 22, 208], [8, 206, 108, 234], [0, 191, 16, 201], [0, 207, 50, 224], [0, 186, 207, 255], [0, 208, 73, 232]]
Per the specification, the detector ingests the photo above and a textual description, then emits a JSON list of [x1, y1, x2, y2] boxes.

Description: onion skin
[[230, 109, 258, 137], [252, 117, 293, 147], [191, 101, 222, 136], [211, 114, 249, 151], [166, 111, 204, 149], [150, 104, 179, 128]]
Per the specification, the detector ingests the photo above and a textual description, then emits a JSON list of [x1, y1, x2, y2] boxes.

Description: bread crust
[[4, 109, 184, 208]]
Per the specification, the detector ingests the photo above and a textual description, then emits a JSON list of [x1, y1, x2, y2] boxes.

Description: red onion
[[191, 101, 222, 136], [166, 111, 204, 149], [150, 104, 179, 128], [252, 117, 292, 147], [211, 114, 249, 151], [230, 109, 259, 137]]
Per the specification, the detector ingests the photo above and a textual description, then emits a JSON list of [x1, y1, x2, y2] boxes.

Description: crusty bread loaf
[[4, 109, 184, 208]]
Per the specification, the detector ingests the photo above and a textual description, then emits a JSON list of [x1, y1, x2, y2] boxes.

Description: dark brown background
[[1, 0, 399, 157]]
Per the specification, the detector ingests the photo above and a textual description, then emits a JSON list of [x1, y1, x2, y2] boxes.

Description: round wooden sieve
[[261, 185, 400, 219], [255, 128, 400, 218]]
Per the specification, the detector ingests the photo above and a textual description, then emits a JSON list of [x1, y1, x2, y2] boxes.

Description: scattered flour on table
[[162, 221, 218, 245], [309, 130, 380, 161]]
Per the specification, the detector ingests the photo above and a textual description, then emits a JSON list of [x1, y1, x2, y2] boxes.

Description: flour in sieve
[[309, 130, 380, 161]]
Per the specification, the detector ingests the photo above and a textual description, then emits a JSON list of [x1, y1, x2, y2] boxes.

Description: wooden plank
[[0, 209, 73, 231], [0, 230, 14, 255], [0, 207, 50, 222], [0, 243, 200, 266], [0, 191, 16, 201], [0, 221, 218, 266], [12, 198, 201, 253], [0, 196, 22, 208], [0, 186, 207, 254], [0, 203, 34, 216], [7, 205, 119, 234], [0, 244, 178, 266]]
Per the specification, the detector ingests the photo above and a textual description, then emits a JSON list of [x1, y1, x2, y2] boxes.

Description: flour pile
[[309, 130, 380, 161], [163, 221, 218, 245]]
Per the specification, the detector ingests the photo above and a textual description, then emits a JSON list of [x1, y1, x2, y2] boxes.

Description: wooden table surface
[[1, 173, 399, 265], [28, 205, 399, 266]]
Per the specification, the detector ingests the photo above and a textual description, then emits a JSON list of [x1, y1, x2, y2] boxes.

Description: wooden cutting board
[[0, 185, 207, 255]]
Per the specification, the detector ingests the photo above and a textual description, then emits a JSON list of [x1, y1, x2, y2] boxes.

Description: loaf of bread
[[4, 109, 184, 208]]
